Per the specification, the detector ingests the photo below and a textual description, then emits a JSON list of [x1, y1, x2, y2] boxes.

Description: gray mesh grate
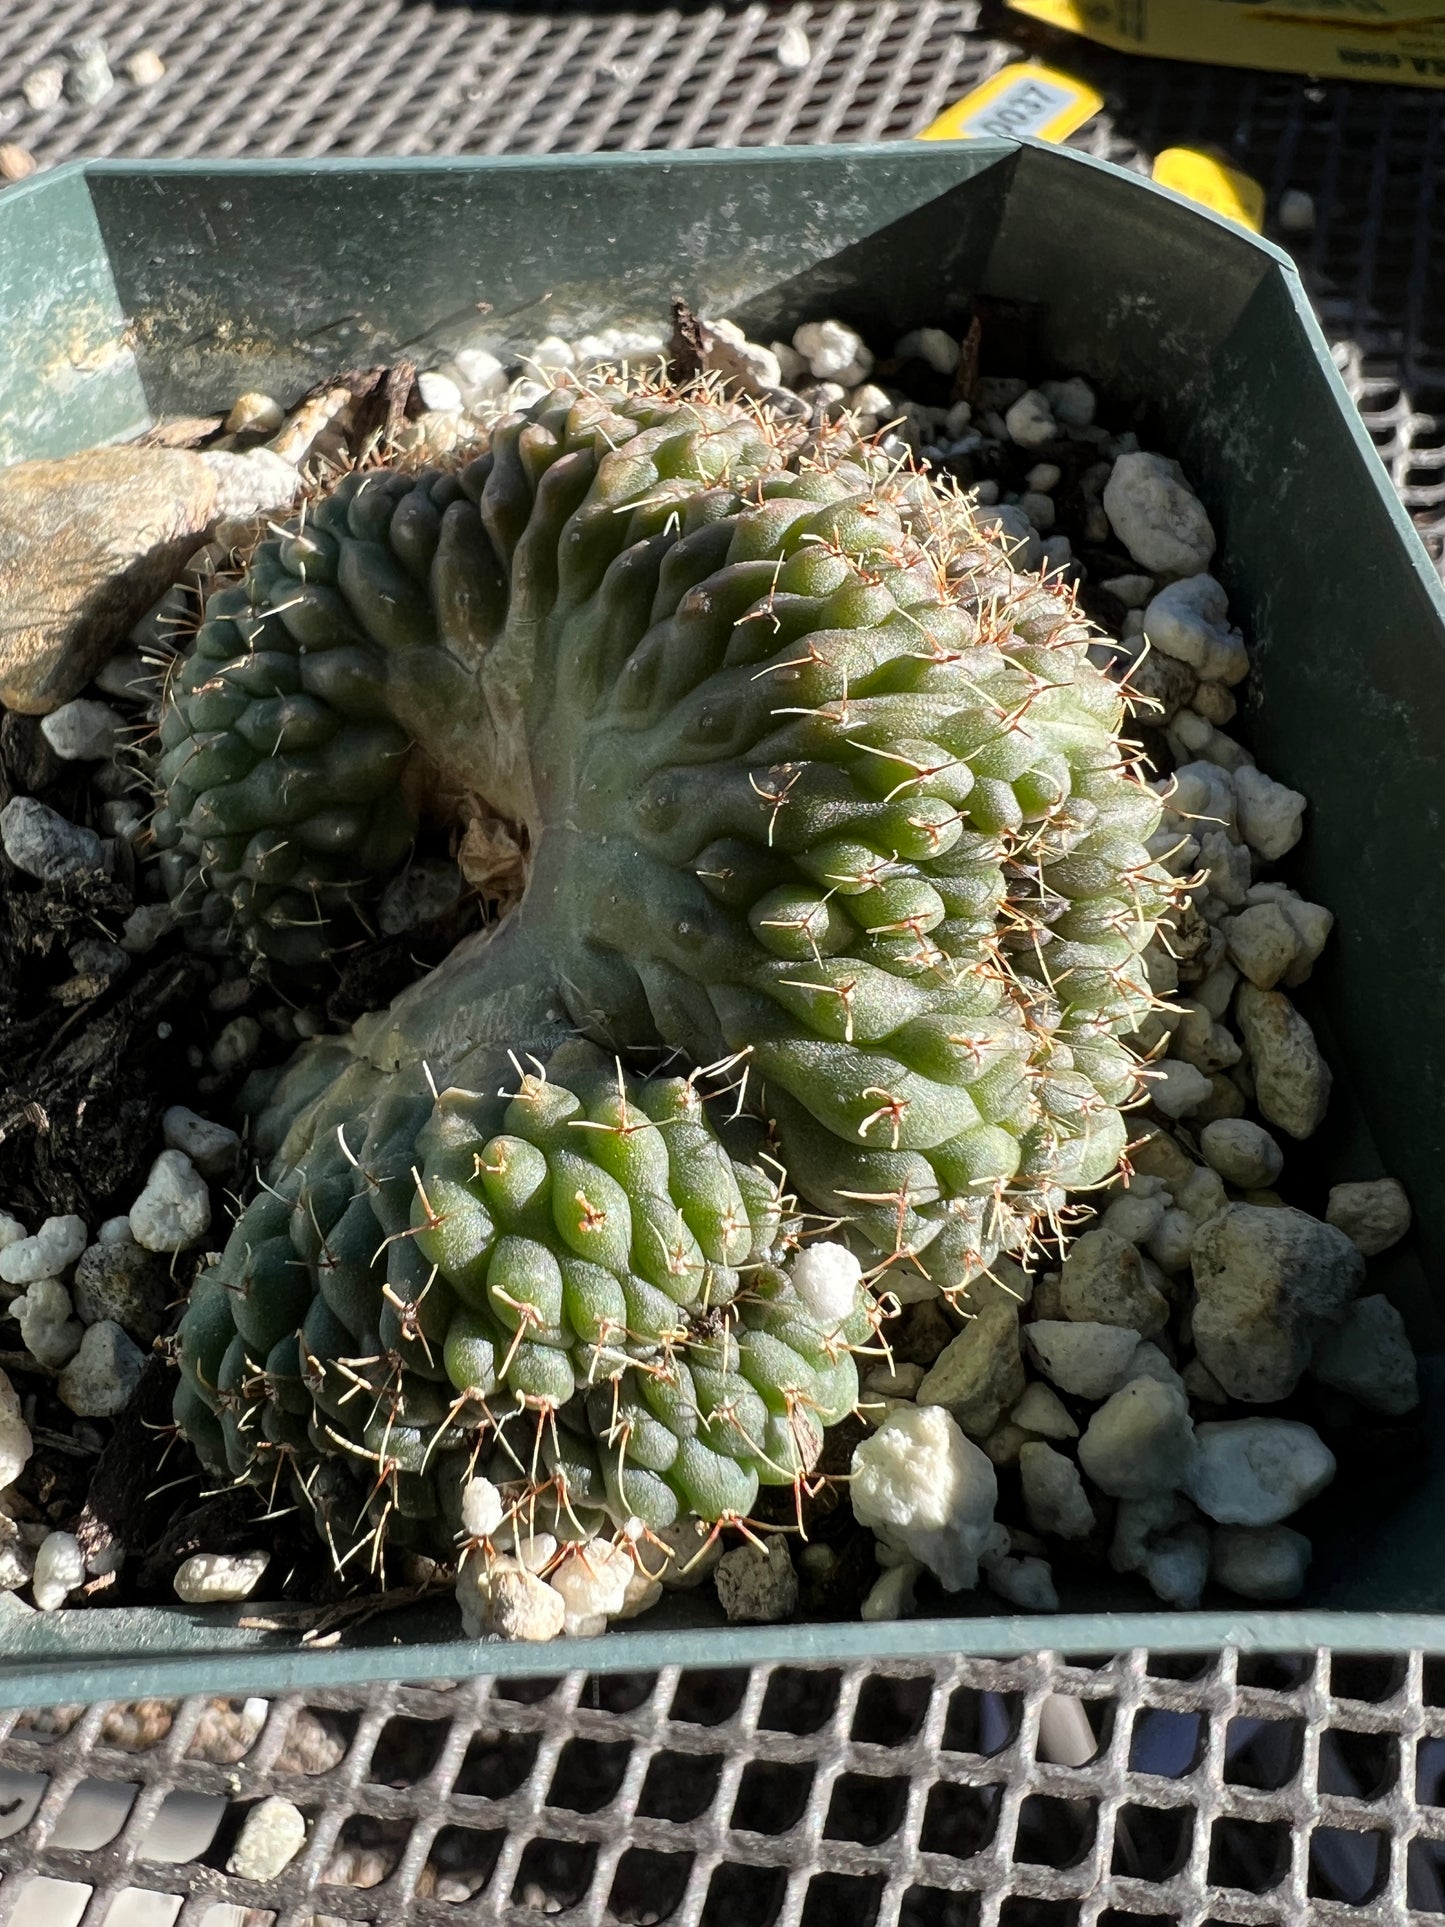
[[3, 1650, 1445, 1924]]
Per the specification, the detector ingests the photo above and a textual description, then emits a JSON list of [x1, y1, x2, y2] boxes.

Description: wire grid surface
[[1, 7, 1444, 1924], [3, 1647, 1445, 1926], [1, 0, 1444, 565]]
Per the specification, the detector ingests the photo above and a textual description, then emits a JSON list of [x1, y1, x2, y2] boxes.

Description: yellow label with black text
[[1007, 0, 1445, 88], [918, 62, 1103, 143], [1151, 148, 1266, 229]]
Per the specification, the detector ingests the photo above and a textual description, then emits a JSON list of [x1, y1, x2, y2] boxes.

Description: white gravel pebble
[[1233, 764, 1306, 860], [1004, 390, 1058, 447], [1278, 189, 1316, 233], [985, 1551, 1059, 1612], [227, 1797, 307, 1880], [460, 1476, 505, 1539], [130, 1149, 211, 1251], [452, 347, 509, 404], [458, 1554, 565, 1640], [23, 63, 64, 111], [1060, 1227, 1168, 1336], [548, 1541, 634, 1628], [0, 1214, 23, 1255], [417, 370, 462, 413], [1142, 576, 1248, 684], [775, 20, 812, 69], [791, 1241, 862, 1326], [793, 318, 872, 383], [895, 326, 959, 374], [1325, 1178, 1411, 1256], [1019, 1442, 1095, 1540], [162, 1106, 241, 1179], [715, 1537, 799, 1623], [1011, 1380, 1078, 1440], [1235, 984, 1331, 1140], [98, 1215, 136, 1245], [0, 797, 106, 882], [0, 1369, 33, 1486], [120, 903, 174, 954], [1146, 1207, 1196, 1274], [1150, 1057, 1213, 1119], [1101, 573, 1154, 608], [1191, 1203, 1363, 1401], [1199, 1118, 1283, 1189], [1103, 451, 1215, 577], [1024, 1321, 1142, 1401], [173, 1550, 270, 1604], [861, 1559, 920, 1621], [211, 1015, 262, 1073], [32, 1531, 86, 1612], [1185, 1419, 1335, 1526], [1225, 900, 1302, 990], [1039, 376, 1096, 427], [14, 1278, 84, 1368], [57, 1320, 146, 1416], [1312, 1295, 1419, 1415], [1211, 1525, 1311, 1600], [41, 698, 124, 762], [1078, 1378, 1196, 1500], [850, 1405, 998, 1591], [0, 1214, 87, 1286]]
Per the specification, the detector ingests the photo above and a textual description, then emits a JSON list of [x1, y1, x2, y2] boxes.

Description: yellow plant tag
[[917, 62, 1103, 143], [1151, 148, 1267, 231], [1007, 0, 1445, 88]]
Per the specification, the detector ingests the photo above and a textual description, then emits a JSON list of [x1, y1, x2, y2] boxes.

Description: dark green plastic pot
[[3, 141, 1443, 1707]]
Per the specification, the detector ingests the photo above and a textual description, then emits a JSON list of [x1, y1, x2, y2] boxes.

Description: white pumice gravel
[[0, 1370, 33, 1487], [1185, 1419, 1336, 1526], [861, 1559, 921, 1621], [1103, 451, 1215, 577], [790, 1241, 863, 1325], [1312, 1295, 1420, 1415], [40, 697, 125, 761], [129, 1149, 211, 1251], [0, 1214, 87, 1286], [792, 318, 872, 384], [458, 1554, 566, 1641], [460, 1476, 505, 1539], [1077, 1378, 1196, 1500], [14, 1278, 84, 1368], [32, 1531, 86, 1611], [850, 1405, 998, 1591], [547, 1540, 634, 1630], [1210, 1525, 1311, 1600], [161, 1106, 241, 1179], [1199, 1118, 1284, 1189], [1023, 1321, 1143, 1401], [1325, 1178, 1411, 1255], [227, 1797, 308, 1879], [173, 1550, 270, 1604], [1018, 1443, 1095, 1540]]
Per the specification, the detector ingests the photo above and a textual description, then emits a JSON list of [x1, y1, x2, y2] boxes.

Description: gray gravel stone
[[0, 797, 105, 882], [227, 1797, 307, 1879], [1234, 984, 1331, 1140], [1024, 1320, 1142, 1400], [1059, 1228, 1168, 1337], [1184, 1419, 1335, 1526], [1191, 1204, 1363, 1402], [72, 1237, 171, 1344], [1211, 1525, 1311, 1600], [1325, 1178, 1411, 1256], [1312, 1295, 1420, 1416], [916, 1299, 1025, 1438], [378, 859, 464, 934], [57, 1320, 145, 1417], [162, 1106, 241, 1180], [1199, 1118, 1284, 1190], [1077, 1377, 1196, 1499], [715, 1538, 799, 1623], [1018, 1442, 1095, 1540], [40, 698, 124, 761]]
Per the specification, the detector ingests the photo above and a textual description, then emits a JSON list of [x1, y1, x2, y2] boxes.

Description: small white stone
[[715, 1537, 798, 1623], [98, 1216, 135, 1246], [1103, 451, 1215, 578], [23, 63, 65, 111], [1078, 1378, 1196, 1499], [1233, 764, 1306, 861], [895, 326, 959, 375], [130, 1150, 211, 1252], [863, 1362, 925, 1401], [0, 1214, 87, 1286], [490, 1524, 558, 1574], [31, 1532, 85, 1612], [460, 1476, 505, 1539], [1278, 189, 1315, 233], [525, 334, 576, 374], [793, 318, 872, 383], [1018, 490, 1056, 531], [861, 1559, 920, 1621], [850, 1405, 998, 1591], [0, 1214, 24, 1255], [417, 371, 462, 413], [1039, 376, 1096, 428], [986, 1552, 1059, 1612], [548, 1540, 634, 1625], [1023, 1321, 1141, 1401], [1151, 1058, 1213, 1119], [227, 1796, 307, 1880], [1185, 1419, 1335, 1526], [173, 1550, 270, 1604], [458, 1553, 564, 1641], [1102, 573, 1154, 608], [1146, 1207, 1195, 1274], [1019, 1442, 1095, 1540], [790, 1242, 863, 1325], [452, 347, 509, 404], [162, 1107, 241, 1180], [41, 699, 124, 762], [1235, 985, 1331, 1141], [1142, 576, 1248, 684], [1011, 1380, 1078, 1440], [15, 1279, 83, 1368], [1025, 462, 1061, 492], [0, 1370, 33, 1487], [1175, 1165, 1227, 1225], [1325, 1179, 1411, 1256], [770, 339, 808, 384], [1200, 1119, 1283, 1189], [1212, 1524, 1311, 1600], [1003, 390, 1057, 448], [57, 1320, 146, 1417], [775, 21, 812, 69], [1225, 901, 1300, 990], [848, 382, 894, 425], [1312, 1295, 1419, 1415]]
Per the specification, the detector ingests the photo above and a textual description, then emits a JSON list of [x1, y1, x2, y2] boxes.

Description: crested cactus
[[162, 375, 1171, 1574]]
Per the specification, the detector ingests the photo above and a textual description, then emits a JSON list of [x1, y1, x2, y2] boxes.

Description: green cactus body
[[162, 380, 1169, 1568]]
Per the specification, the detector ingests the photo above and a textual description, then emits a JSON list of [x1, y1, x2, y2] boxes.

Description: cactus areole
[[161, 380, 1170, 1573]]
